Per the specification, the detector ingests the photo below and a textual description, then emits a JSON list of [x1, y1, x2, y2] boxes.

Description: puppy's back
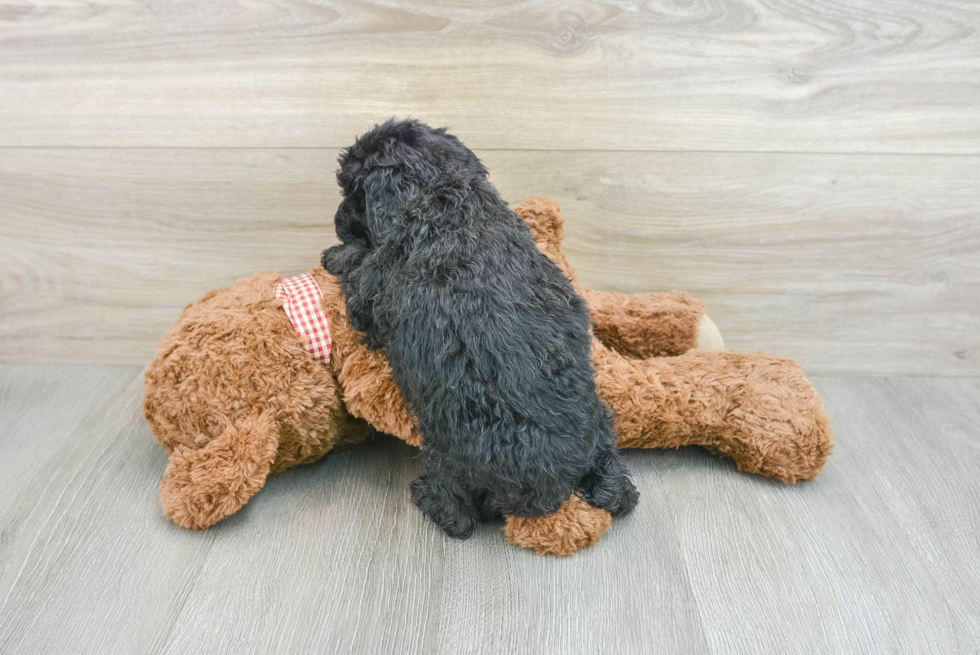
[[327, 119, 638, 531], [381, 174, 608, 486]]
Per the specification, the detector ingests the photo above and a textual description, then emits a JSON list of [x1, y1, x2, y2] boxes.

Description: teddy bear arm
[[314, 267, 423, 448], [337, 345, 422, 447], [582, 288, 716, 358]]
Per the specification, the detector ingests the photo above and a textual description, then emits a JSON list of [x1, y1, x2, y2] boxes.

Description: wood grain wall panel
[[1, 147, 976, 373], [0, 0, 978, 152]]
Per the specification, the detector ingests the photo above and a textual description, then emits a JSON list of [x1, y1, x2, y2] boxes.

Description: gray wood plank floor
[[0, 366, 977, 654]]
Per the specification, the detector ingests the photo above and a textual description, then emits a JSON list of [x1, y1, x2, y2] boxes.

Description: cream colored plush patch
[[697, 314, 725, 351]]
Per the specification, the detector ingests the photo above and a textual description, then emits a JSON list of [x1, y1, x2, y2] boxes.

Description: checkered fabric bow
[[274, 273, 332, 365]]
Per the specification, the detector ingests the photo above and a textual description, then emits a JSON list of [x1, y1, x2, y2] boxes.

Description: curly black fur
[[323, 119, 638, 539]]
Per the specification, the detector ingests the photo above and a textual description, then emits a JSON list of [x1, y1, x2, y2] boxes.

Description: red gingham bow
[[274, 273, 332, 365]]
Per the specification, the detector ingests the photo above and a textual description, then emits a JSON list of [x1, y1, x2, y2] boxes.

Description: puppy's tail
[[160, 410, 280, 530]]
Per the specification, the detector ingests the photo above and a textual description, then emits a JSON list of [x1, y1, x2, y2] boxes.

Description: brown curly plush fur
[[144, 196, 832, 554], [144, 271, 369, 529], [584, 290, 705, 358], [504, 495, 611, 556]]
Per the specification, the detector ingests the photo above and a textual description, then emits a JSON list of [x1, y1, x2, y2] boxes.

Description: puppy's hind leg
[[576, 447, 639, 517], [410, 469, 479, 539]]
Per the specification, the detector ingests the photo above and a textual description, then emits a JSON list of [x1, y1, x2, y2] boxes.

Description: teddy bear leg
[[504, 495, 612, 556], [503, 444, 640, 557], [593, 342, 833, 483], [160, 410, 280, 530]]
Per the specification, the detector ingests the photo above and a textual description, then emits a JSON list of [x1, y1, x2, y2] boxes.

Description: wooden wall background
[[0, 0, 977, 374]]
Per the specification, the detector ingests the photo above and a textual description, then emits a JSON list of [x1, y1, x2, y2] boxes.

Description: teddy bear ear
[[159, 411, 280, 530], [513, 196, 564, 247]]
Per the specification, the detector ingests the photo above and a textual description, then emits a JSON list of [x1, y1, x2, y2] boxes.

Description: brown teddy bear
[[144, 197, 832, 556]]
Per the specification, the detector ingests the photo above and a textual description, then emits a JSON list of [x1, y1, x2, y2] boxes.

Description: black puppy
[[323, 119, 638, 538]]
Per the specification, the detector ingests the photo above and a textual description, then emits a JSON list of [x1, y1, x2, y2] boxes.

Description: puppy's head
[[326, 119, 486, 268]]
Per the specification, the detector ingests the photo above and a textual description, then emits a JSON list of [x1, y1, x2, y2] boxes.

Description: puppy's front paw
[[321, 244, 348, 276]]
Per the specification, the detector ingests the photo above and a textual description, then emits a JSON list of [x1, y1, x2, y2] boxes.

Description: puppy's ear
[[340, 251, 388, 350], [361, 166, 418, 241], [334, 197, 370, 247]]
